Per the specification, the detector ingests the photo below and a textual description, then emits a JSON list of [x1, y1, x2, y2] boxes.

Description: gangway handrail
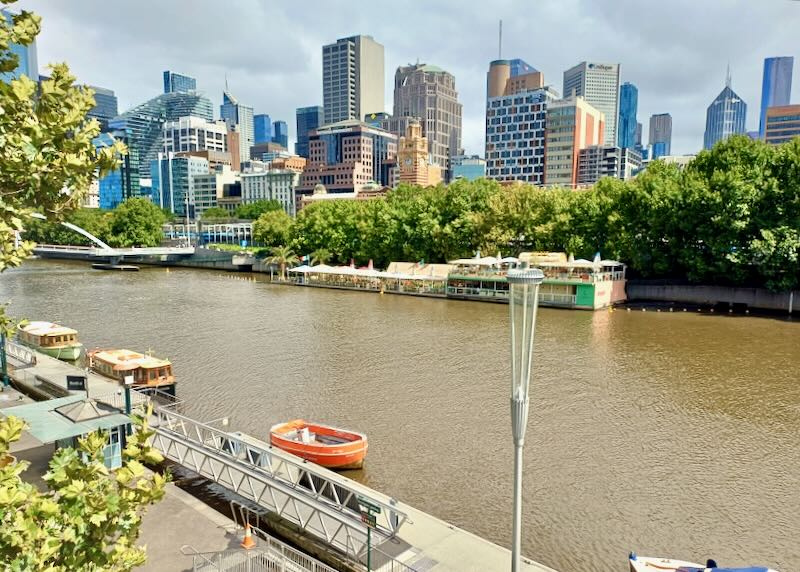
[[153, 407, 408, 538]]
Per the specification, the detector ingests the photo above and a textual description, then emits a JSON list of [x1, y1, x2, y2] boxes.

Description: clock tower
[[397, 121, 442, 186]]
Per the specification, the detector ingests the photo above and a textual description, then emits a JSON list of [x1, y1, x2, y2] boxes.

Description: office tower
[[764, 105, 800, 145], [1, 9, 37, 81], [94, 132, 138, 209], [544, 96, 605, 188], [392, 63, 463, 177], [150, 154, 209, 217], [450, 155, 486, 181], [162, 117, 228, 154], [485, 85, 558, 184], [563, 62, 620, 145], [648, 113, 672, 158], [618, 82, 638, 149], [87, 86, 118, 131], [163, 71, 197, 94], [703, 71, 746, 150], [635, 122, 643, 146], [220, 91, 254, 167], [254, 114, 273, 144], [759, 57, 794, 138], [107, 91, 214, 183], [578, 146, 642, 185], [486, 59, 544, 98], [322, 35, 384, 124], [297, 120, 397, 197], [397, 121, 442, 186], [295, 106, 324, 158], [192, 165, 239, 218], [272, 120, 288, 148]]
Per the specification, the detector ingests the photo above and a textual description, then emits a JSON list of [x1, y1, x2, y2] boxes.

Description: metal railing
[[151, 407, 408, 560], [5, 340, 36, 366], [33, 244, 95, 252]]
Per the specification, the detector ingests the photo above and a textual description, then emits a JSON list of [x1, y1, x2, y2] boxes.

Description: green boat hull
[[36, 344, 83, 361]]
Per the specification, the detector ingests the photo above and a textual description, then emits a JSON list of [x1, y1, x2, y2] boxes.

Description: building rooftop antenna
[[498, 19, 503, 60], [726, 63, 731, 88]]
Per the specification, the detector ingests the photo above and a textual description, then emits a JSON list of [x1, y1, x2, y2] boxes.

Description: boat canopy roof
[[288, 264, 448, 282], [20, 321, 78, 337], [92, 349, 171, 371]]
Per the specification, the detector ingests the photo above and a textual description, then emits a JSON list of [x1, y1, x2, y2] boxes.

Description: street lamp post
[[123, 374, 134, 436], [1, 330, 10, 388], [506, 265, 544, 572]]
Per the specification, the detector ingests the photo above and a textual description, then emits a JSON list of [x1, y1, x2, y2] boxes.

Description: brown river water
[[1, 259, 798, 572]]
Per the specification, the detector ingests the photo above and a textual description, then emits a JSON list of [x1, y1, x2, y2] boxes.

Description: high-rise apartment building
[[272, 120, 288, 148], [391, 63, 462, 177], [193, 165, 238, 218], [704, 73, 746, 150], [254, 114, 272, 144], [759, 57, 794, 139], [162, 117, 228, 154], [108, 91, 214, 182], [577, 145, 642, 185], [485, 86, 558, 184], [618, 82, 638, 149], [297, 120, 397, 198], [322, 35, 384, 124], [241, 170, 299, 216], [163, 71, 197, 94], [397, 121, 442, 187], [150, 154, 210, 217], [220, 91, 254, 167], [563, 62, 620, 146], [544, 96, 605, 188], [648, 113, 672, 158], [295, 106, 324, 158], [87, 86, 118, 131], [1, 9, 37, 82], [764, 104, 800, 145], [486, 59, 545, 99]]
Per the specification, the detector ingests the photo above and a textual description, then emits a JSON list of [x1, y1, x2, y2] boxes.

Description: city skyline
[[16, 0, 800, 156]]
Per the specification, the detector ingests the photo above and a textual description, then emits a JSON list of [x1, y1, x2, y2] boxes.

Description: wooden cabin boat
[[87, 348, 176, 396], [629, 554, 777, 572], [17, 321, 83, 361], [270, 420, 367, 470]]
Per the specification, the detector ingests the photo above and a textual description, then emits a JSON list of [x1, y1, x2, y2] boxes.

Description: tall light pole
[[506, 265, 544, 572]]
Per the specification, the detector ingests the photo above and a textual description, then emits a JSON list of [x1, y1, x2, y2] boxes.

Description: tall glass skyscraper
[[220, 91, 254, 164], [509, 59, 537, 77], [163, 71, 197, 94], [704, 74, 746, 150], [272, 120, 288, 148], [618, 82, 638, 149], [759, 57, 793, 139], [254, 114, 272, 144], [295, 106, 323, 158], [1, 9, 38, 82], [648, 113, 672, 157], [87, 86, 118, 131]]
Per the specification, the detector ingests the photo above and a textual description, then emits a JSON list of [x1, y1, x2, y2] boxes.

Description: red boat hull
[[270, 420, 368, 470]]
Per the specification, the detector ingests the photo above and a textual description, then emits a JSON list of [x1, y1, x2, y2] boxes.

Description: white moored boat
[[629, 554, 778, 572]]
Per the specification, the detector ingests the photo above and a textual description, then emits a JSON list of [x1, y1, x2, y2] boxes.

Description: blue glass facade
[[150, 155, 209, 217], [87, 86, 118, 131], [452, 157, 486, 181], [704, 85, 747, 150], [296, 106, 324, 158], [759, 57, 793, 138], [163, 71, 197, 94], [618, 83, 638, 149], [272, 120, 288, 148], [95, 132, 138, 209], [651, 142, 668, 159], [509, 59, 537, 77], [1, 9, 38, 82], [254, 114, 272, 144]]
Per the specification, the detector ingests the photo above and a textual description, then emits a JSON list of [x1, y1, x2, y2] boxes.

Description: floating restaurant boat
[[269, 420, 367, 470], [629, 554, 778, 572], [17, 321, 84, 360], [87, 348, 176, 396]]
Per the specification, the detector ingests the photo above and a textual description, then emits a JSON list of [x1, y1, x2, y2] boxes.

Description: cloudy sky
[[17, 0, 800, 156]]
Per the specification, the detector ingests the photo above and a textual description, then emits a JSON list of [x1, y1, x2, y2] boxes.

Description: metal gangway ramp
[[152, 407, 409, 562]]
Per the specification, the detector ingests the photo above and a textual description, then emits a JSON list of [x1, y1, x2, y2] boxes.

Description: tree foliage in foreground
[[252, 209, 293, 248], [234, 199, 282, 220], [107, 198, 167, 248], [0, 410, 168, 571], [285, 136, 800, 291]]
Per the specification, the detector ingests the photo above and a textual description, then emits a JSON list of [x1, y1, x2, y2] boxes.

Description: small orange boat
[[269, 419, 368, 470]]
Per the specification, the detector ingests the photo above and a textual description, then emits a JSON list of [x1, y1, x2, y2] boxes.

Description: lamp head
[[506, 267, 544, 285]]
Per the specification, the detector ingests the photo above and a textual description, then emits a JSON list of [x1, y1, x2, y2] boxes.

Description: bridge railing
[[33, 244, 96, 252]]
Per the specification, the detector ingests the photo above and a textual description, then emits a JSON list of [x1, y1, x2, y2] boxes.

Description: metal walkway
[[151, 407, 408, 562], [33, 244, 195, 258]]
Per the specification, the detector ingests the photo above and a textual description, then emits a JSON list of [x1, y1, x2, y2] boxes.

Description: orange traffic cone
[[240, 524, 256, 550]]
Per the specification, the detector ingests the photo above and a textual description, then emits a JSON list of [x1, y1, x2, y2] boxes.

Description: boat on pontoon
[[17, 321, 83, 360], [629, 553, 778, 572], [269, 419, 367, 470], [87, 348, 176, 396]]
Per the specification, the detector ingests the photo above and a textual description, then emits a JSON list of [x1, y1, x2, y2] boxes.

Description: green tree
[[0, 410, 168, 570], [252, 209, 293, 248], [235, 200, 282, 220], [200, 206, 231, 220], [24, 208, 113, 246], [267, 244, 299, 280], [107, 198, 166, 248], [310, 247, 331, 266]]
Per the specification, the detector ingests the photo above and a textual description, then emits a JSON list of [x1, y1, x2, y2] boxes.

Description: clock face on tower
[[404, 158, 412, 166]]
